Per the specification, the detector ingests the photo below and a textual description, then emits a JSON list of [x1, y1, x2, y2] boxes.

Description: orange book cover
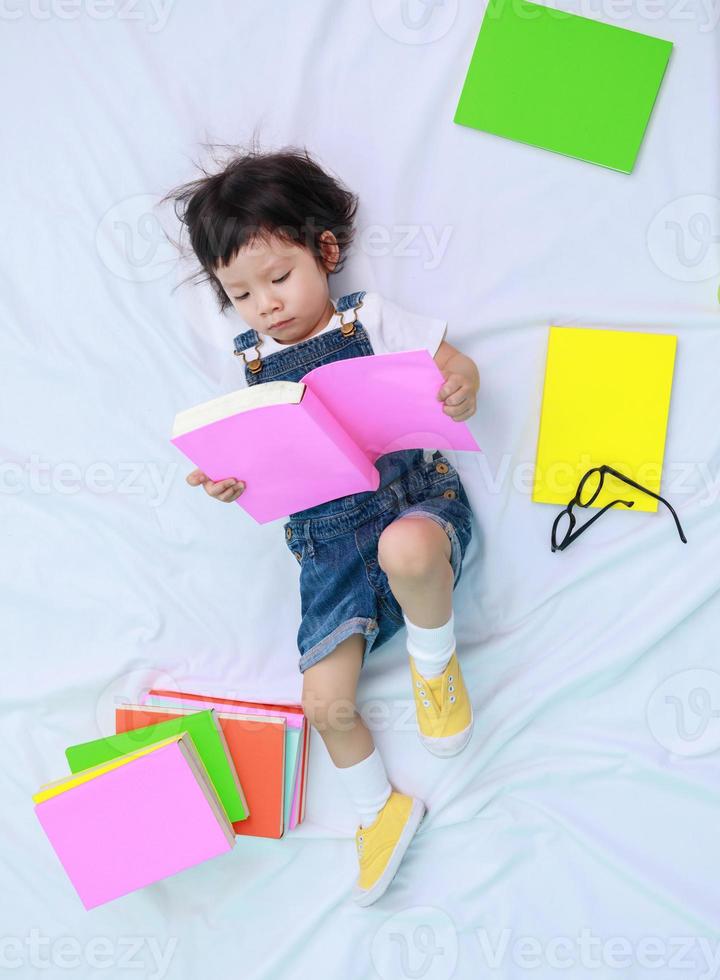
[[116, 705, 286, 840]]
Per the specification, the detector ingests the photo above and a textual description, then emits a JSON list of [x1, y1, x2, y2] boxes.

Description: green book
[[454, 0, 673, 173], [65, 707, 248, 824]]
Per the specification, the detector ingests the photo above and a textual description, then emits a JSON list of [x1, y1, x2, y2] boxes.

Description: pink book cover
[[295, 718, 310, 825], [142, 689, 307, 831], [141, 690, 304, 728], [34, 739, 234, 910], [288, 723, 307, 829], [171, 349, 481, 524]]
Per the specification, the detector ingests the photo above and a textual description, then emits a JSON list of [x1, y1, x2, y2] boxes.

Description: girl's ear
[[318, 229, 340, 273]]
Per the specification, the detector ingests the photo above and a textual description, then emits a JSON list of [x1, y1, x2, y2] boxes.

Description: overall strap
[[232, 327, 261, 354], [335, 290, 366, 313]]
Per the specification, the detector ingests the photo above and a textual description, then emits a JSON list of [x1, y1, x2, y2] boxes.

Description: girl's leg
[[301, 634, 392, 827], [378, 515, 473, 759], [303, 633, 426, 907], [301, 633, 372, 766], [377, 515, 457, 677], [377, 514, 454, 627]]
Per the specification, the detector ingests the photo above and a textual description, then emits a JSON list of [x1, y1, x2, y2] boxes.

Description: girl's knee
[[377, 515, 451, 579]]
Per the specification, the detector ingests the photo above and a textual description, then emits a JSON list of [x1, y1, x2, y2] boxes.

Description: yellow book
[[532, 327, 677, 513], [32, 734, 187, 803]]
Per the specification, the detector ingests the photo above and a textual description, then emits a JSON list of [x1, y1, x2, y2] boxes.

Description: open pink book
[[171, 349, 482, 524]]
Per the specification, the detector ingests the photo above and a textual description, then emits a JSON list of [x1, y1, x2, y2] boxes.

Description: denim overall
[[233, 290, 473, 674]]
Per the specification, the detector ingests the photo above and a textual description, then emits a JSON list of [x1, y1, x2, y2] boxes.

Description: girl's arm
[[433, 340, 480, 422]]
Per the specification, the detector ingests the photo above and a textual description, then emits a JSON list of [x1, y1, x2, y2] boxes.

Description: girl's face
[[214, 230, 339, 345]]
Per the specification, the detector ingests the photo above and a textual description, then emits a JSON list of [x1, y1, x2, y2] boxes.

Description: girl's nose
[[257, 293, 279, 319]]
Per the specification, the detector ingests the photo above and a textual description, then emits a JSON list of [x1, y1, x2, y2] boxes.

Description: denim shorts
[[282, 453, 473, 674]]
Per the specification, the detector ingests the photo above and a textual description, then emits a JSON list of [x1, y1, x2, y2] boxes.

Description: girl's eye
[[234, 271, 290, 302]]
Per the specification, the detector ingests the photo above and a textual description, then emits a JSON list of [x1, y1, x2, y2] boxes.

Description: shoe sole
[[417, 703, 474, 757], [352, 797, 427, 907]]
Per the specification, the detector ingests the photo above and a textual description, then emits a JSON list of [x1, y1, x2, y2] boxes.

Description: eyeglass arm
[[604, 467, 687, 543]]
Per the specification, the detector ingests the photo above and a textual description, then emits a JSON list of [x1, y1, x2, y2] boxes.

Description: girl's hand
[[186, 468, 246, 502], [437, 371, 478, 422]]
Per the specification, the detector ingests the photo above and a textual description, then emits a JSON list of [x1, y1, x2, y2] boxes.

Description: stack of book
[[33, 694, 309, 909], [137, 689, 310, 839]]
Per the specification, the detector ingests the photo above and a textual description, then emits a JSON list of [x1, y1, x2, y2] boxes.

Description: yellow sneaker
[[352, 790, 426, 907], [409, 650, 474, 756]]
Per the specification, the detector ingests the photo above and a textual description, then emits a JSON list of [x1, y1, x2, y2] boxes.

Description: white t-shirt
[[219, 291, 447, 390]]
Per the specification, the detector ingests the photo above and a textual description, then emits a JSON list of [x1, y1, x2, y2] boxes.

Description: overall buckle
[[338, 298, 363, 337], [233, 336, 264, 373]]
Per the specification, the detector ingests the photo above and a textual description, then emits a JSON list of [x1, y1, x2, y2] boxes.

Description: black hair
[[161, 136, 359, 315]]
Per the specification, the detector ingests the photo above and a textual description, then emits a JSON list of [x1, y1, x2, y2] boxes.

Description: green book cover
[[454, 0, 673, 173], [65, 708, 247, 823]]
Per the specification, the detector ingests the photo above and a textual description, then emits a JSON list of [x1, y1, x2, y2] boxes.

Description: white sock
[[403, 611, 456, 678], [333, 746, 393, 828]]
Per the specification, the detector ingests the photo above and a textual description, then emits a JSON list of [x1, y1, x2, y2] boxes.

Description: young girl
[[164, 146, 479, 907]]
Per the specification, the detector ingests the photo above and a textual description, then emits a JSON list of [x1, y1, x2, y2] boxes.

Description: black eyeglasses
[[551, 464, 688, 552]]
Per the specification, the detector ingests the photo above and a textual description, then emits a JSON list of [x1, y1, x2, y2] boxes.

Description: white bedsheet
[[3, 1, 719, 977]]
